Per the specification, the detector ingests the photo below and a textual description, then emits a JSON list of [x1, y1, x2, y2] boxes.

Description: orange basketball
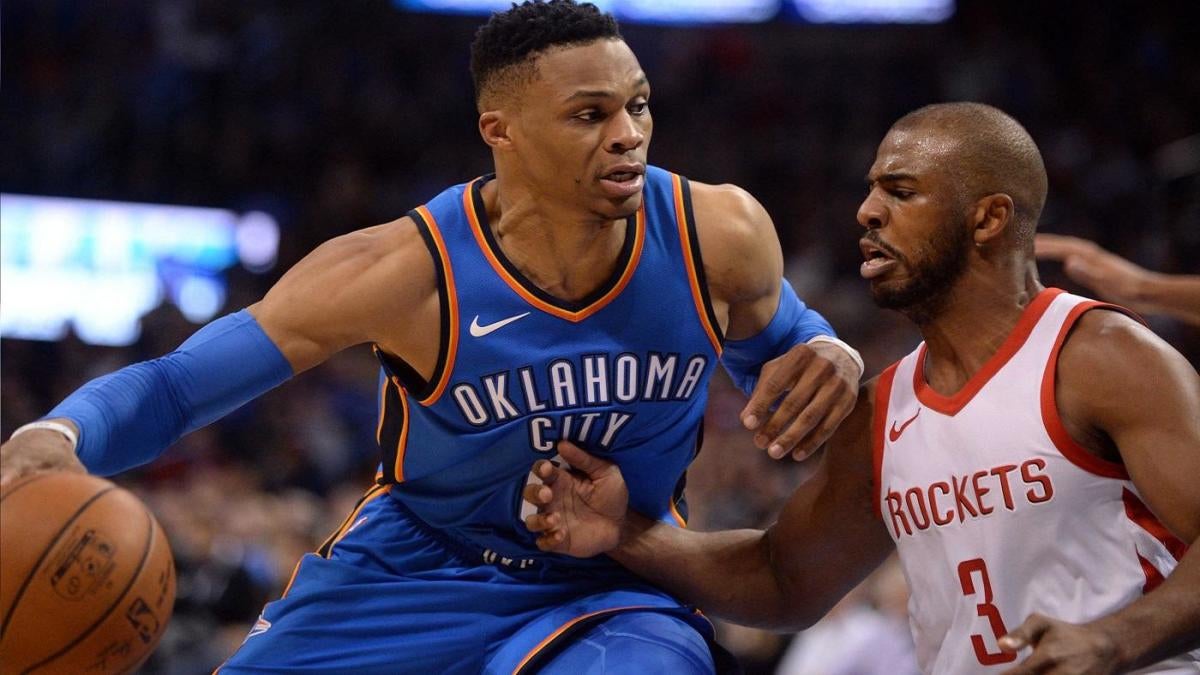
[[1, 472, 175, 674]]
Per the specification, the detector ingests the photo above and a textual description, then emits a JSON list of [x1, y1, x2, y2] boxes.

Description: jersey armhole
[[672, 174, 724, 353], [872, 364, 900, 519], [1039, 302, 1139, 479], [372, 207, 457, 405]]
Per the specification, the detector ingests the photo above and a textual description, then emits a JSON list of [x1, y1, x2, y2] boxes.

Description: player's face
[[511, 39, 652, 220], [857, 128, 972, 317]]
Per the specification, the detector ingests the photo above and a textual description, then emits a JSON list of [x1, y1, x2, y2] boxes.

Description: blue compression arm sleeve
[[47, 310, 294, 475], [721, 279, 835, 397]]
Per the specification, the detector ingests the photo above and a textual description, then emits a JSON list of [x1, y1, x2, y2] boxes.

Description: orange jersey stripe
[[463, 180, 645, 322], [668, 498, 688, 528], [414, 204, 458, 406], [512, 605, 662, 674], [671, 174, 722, 355]]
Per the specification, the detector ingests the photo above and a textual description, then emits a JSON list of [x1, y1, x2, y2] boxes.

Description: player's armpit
[[249, 217, 442, 375], [1052, 308, 1200, 670], [1056, 309, 1200, 541]]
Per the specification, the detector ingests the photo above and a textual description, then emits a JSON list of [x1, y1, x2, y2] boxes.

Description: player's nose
[[857, 191, 887, 230], [606, 109, 645, 153]]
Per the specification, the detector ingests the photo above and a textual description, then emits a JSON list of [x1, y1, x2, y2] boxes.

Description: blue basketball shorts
[[215, 488, 724, 674]]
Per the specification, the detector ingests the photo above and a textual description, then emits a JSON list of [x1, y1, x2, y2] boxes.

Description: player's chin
[[594, 192, 643, 220]]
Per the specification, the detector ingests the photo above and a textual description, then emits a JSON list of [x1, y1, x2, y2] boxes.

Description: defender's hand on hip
[[522, 440, 629, 558], [740, 341, 860, 461], [999, 613, 1121, 675]]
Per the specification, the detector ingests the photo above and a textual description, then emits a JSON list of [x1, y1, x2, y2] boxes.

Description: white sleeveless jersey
[[872, 289, 1196, 674]]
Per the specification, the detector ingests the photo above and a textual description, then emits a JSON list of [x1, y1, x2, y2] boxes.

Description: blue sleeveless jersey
[[371, 166, 723, 571]]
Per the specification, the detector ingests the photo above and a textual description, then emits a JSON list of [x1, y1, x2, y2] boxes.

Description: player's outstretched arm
[[999, 310, 1200, 673], [526, 384, 894, 630], [0, 217, 438, 485], [1036, 233, 1200, 326], [689, 182, 862, 461]]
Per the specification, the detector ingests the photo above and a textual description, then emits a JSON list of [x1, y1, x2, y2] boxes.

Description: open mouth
[[598, 164, 646, 198], [859, 239, 899, 279]]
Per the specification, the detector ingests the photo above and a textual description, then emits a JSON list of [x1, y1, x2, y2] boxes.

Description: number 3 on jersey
[[957, 558, 1017, 665]]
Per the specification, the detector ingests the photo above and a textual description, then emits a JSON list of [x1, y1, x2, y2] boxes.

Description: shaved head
[[890, 102, 1048, 247]]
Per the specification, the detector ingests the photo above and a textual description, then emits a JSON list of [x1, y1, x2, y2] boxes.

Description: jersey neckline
[[913, 287, 1063, 415], [464, 175, 645, 322]]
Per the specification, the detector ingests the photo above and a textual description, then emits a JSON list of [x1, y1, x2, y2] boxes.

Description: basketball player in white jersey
[[523, 103, 1200, 673]]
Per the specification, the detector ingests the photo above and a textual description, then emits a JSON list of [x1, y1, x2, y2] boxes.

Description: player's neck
[[481, 179, 628, 302], [917, 266, 1043, 395]]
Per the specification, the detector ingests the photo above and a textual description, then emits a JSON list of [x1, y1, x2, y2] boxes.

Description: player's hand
[[1035, 234, 1156, 311], [522, 440, 629, 558], [741, 341, 860, 461], [998, 613, 1122, 675], [0, 425, 87, 488]]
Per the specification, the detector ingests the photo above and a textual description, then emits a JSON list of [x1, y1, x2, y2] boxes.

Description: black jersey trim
[[371, 208, 450, 401], [469, 176, 640, 314], [678, 177, 725, 346]]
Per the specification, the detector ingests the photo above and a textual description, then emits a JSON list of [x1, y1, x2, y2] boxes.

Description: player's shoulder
[[687, 180, 772, 237], [1057, 304, 1191, 402], [685, 180, 782, 299], [1060, 306, 1169, 370]]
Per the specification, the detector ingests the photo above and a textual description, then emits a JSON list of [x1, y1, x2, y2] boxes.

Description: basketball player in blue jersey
[[0, 2, 864, 672]]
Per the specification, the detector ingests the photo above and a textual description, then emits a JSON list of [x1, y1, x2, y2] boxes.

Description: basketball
[[0, 472, 175, 674]]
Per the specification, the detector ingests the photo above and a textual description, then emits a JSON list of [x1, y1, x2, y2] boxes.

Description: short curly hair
[[470, 1, 621, 108]]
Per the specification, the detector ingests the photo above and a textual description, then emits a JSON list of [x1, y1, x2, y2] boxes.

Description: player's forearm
[[609, 512, 816, 630], [48, 310, 292, 475], [1088, 537, 1200, 670], [1140, 274, 1200, 326]]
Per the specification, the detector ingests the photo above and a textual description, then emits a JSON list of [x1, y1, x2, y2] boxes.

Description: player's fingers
[[741, 348, 813, 431], [999, 613, 1054, 652], [1033, 234, 1090, 260], [556, 440, 611, 478], [524, 512, 560, 533], [759, 357, 834, 458], [789, 387, 855, 461], [535, 529, 566, 551], [522, 482, 553, 506]]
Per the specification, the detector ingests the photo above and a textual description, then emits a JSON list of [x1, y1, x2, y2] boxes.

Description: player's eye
[[573, 110, 604, 122], [628, 101, 648, 115]]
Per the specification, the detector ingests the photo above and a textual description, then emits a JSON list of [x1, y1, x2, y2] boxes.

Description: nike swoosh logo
[[889, 408, 921, 442], [470, 312, 531, 337]]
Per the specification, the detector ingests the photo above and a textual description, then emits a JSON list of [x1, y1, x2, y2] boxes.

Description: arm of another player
[[525, 383, 895, 630], [1036, 233, 1200, 326], [690, 182, 862, 461], [0, 217, 437, 484], [999, 310, 1200, 673]]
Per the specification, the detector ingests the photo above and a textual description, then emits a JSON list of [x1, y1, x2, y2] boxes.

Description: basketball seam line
[[0, 473, 53, 505], [21, 498, 155, 674], [0, 485, 116, 642]]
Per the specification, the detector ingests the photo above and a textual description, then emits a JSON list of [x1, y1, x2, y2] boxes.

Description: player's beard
[[869, 216, 972, 325]]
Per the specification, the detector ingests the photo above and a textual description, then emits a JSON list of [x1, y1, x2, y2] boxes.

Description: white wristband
[[10, 420, 79, 449], [806, 335, 865, 380]]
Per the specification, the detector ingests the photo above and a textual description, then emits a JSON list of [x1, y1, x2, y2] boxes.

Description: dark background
[[2, 1, 1197, 672]]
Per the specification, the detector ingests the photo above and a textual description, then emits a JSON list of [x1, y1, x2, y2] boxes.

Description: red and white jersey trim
[[872, 288, 1194, 674]]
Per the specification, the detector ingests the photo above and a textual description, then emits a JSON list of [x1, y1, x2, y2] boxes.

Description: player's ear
[[970, 193, 1014, 246], [478, 111, 513, 151]]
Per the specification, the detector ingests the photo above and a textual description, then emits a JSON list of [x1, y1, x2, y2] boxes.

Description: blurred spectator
[[1036, 233, 1200, 326]]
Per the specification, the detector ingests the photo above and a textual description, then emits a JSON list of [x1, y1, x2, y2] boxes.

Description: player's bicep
[[1061, 312, 1200, 541], [250, 218, 436, 373], [767, 384, 895, 606], [689, 182, 784, 340]]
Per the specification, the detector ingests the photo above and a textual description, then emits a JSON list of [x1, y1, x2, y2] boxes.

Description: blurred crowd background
[[2, 1, 1197, 673]]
